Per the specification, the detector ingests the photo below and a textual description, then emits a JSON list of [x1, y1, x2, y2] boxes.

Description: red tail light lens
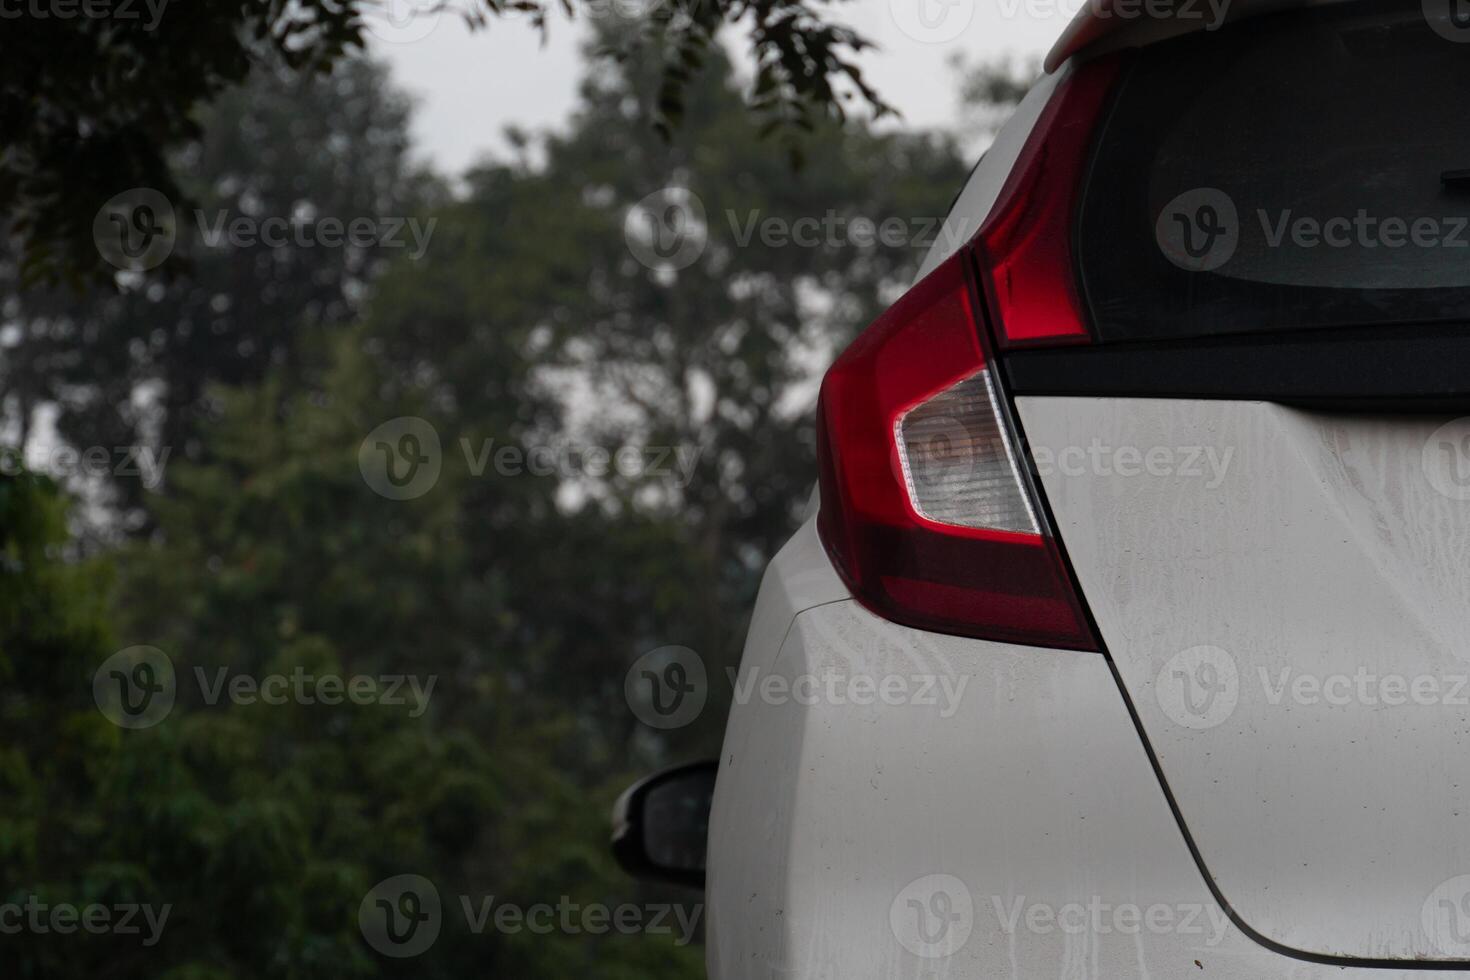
[[977, 56, 1122, 349], [815, 58, 1122, 652], [815, 251, 1097, 651]]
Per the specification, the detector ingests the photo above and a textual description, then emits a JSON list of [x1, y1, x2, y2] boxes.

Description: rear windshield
[[1079, 0, 1470, 344]]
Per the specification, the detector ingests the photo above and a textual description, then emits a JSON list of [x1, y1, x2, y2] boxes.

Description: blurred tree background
[[0, 25, 1027, 979]]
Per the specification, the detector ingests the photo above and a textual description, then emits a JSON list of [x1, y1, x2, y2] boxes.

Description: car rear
[[708, 0, 1470, 976]]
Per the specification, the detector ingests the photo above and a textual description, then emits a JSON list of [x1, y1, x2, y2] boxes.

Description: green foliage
[[2, 0, 359, 287], [1, 56, 438, 529], [2, 0, 896, 286], [0, 22, 1013, 978]]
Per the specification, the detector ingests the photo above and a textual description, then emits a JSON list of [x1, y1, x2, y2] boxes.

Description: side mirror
[[611, 760, 718, 890]]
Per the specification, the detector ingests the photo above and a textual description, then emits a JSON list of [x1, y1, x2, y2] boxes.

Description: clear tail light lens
[[895, 369, 1039, 534]]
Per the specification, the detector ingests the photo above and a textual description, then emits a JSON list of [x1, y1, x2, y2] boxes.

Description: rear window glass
[[1079, 0, 1470, 343]]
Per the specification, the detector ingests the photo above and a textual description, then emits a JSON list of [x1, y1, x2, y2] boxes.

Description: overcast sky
[[368, 0, 1071, 176]]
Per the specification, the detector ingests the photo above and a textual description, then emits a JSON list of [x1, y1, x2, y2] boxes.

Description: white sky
[[368, 0, 1072, 176]]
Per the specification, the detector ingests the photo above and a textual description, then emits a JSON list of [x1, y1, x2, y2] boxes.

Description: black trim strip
[[1003, 323, 1470, 412]]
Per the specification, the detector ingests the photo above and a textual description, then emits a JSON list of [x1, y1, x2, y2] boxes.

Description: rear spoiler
[[1044, 0, 1363, 72]]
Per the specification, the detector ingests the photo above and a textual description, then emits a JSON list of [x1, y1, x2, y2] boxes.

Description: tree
[[1, 55, 437, 534], [952, 54, 1040, 144], [1, 22, 1008, 980], [101, 347, 702, 979], [3, 0, 893, 286], [353, 23, 971, 753], [0, 444, 701, 978]]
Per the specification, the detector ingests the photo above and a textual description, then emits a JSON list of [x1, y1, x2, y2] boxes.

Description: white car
[[616, 0, 1470, 975]]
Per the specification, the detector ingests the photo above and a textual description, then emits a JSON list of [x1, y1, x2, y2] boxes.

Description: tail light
[[978, 57, 1121, 348], [814, 58, 1121, 652]]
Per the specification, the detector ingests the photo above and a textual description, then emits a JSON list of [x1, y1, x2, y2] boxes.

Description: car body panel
[[705, 533, 1470, 977], [707, 565, 1215, 979], [1020, 395, 1470, 961]]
